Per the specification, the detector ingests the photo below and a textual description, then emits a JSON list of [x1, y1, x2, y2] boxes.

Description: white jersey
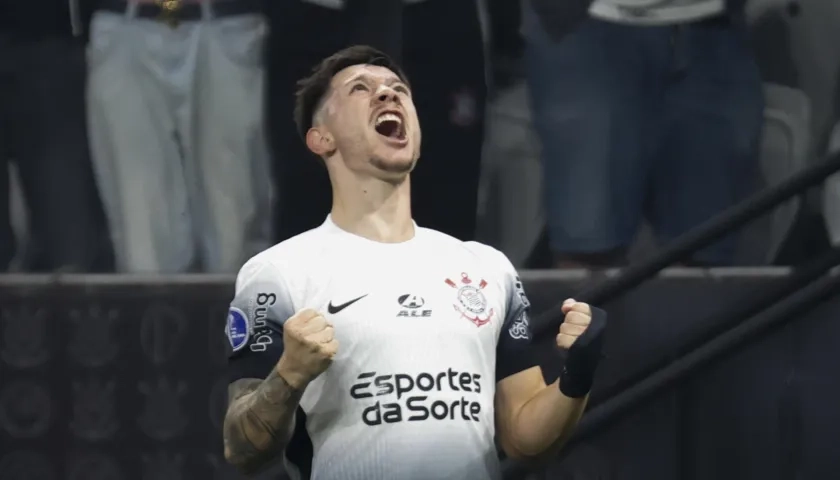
[[226, 217, 537, 480]]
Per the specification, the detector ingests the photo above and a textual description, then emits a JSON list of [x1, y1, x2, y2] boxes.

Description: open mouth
[[374, 111, 406, 141]]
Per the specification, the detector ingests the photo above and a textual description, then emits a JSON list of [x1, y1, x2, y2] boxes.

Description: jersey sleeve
[[226, 257, 295, 382], [495, 252, 540, 382]]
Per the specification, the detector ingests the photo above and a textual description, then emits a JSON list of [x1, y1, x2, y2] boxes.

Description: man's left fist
[[556, 298, 608, 398], [556, 299, 592, 350]]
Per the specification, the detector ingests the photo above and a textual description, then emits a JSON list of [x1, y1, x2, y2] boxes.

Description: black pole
[[501, 246, 840, 474], [533, 151, 840, 339], [597, 247, 840, 400], [577, 271, 840, 440], [502, 270, 840, 477]]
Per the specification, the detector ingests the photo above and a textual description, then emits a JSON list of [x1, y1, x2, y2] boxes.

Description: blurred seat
[[748, 0, 840, 151], [822, 123, 840, 246], [784, 0, 840, 153], [738, 84, 811, 264], [741, 0, 840, 263]]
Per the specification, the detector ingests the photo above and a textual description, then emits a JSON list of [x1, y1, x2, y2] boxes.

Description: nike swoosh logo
[[327, 294, 368, 314]]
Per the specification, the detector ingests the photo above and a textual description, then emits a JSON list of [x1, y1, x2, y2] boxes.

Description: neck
[[330, 172, 414, 243]]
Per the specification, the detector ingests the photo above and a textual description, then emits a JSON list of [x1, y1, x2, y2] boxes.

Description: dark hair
[[293, 45, 410, 141]]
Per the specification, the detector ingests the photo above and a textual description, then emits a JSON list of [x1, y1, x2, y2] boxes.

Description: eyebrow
[[343, 73, 405, 88]]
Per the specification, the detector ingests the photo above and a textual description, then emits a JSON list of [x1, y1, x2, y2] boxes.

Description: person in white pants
[[476, 81, 545, 268], [86, 0, 273, 273]]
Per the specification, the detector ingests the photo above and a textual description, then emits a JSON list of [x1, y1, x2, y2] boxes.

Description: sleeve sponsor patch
[[508, 310, 531, 341], [513, 276, 530, 309], [226, 307, 250, 352]]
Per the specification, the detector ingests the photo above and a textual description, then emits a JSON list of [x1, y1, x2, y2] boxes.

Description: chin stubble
[[369, 156, 415, 174]]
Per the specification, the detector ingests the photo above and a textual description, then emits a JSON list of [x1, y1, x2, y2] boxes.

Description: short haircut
[[293, 45, 411, 141]]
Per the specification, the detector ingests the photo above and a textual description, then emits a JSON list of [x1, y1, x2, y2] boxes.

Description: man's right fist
[[276, 309, 339, 390]]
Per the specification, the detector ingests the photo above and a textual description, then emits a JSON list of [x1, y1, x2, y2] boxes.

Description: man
[[86, 0, 272, 273], [267, 0, 486, 243], [222, 46, 607, 479], [524, 0, 763, 267]]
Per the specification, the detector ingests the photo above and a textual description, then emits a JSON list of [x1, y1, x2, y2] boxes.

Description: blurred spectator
[[0, 0, 106, 272], [478, 0, 557, 269], [404, 0, 486, 241], [477, 1, 546, 269], [86, 0, 272, 273], [524, 0, 764, 268], [477, 81, 544, 268], [268, 0, 486, 242]]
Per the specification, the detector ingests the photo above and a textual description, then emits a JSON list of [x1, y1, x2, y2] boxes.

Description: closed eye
[[351, 83, 368, 93]]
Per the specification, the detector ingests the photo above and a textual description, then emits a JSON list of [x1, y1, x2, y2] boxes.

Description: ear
[[305, 127, 334, 157]]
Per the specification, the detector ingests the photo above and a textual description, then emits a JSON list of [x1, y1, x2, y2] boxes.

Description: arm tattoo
[[222, 369, 304, 474]]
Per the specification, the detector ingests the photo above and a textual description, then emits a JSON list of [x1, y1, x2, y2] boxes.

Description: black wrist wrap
[[559, 306, 607, 398]]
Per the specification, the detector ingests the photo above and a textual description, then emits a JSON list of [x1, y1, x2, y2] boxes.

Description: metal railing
[[502, 151, 840, 477]]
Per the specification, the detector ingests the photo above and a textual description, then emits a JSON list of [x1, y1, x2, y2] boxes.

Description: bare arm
[[222, 368, 303, 474], [496, 367, 587, 460], [495, 301, 605, 460], [222, 260, 335, 474]]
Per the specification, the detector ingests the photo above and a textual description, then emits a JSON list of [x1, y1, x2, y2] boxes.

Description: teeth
[[376, 113, 402, 126]]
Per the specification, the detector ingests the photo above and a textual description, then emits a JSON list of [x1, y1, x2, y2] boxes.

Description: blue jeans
[[525, 15, 764, 264]]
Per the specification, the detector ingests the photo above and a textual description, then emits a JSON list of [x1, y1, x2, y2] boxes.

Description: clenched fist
[[276, 309, 339, 390], [556, 299, 593, 349], [556, 298, 607, 398]]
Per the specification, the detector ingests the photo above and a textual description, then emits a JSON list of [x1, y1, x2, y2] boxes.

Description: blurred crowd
[[0, 0, 838, 275]]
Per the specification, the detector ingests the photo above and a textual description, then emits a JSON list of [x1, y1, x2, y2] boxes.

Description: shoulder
[[418, 228, 511, 265], [462, 240, 512, 268], [417, 228, 518, 284], [228, 227, 335, 338], [236, 224, 335, 289]]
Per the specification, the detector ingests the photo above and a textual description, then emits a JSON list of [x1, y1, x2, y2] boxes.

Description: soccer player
[[222, 45, 607, 480]]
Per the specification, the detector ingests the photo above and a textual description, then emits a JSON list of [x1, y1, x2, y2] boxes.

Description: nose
[[375, 86, 399, 104]]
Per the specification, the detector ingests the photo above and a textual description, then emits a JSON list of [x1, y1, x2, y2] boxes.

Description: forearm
[[222, 368, 303, 474], [510, 379, 588, 459]]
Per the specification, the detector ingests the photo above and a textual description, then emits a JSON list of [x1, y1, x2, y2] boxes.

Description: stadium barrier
[[1, 272, 839, 480], [498, 151, 840, 478]]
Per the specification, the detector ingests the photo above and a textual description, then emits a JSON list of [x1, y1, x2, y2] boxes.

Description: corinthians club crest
[[446, 273, 494, 327]]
